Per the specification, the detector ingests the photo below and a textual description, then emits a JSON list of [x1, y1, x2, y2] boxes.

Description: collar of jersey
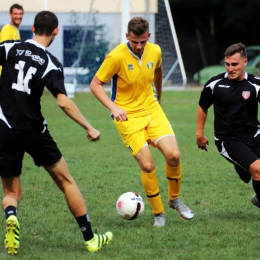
[[127, 41, 142, 60], [9, 22, 17, 28], [26, 39, 46, 50]]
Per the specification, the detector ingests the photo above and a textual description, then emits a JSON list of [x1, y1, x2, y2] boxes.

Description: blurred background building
[[1, 0, 260, 86], [0, 0, 187, 88]]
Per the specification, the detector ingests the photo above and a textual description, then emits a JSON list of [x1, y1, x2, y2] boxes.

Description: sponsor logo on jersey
[[25, 50, 45, 65], [242, 91, 250, 100], [16, 50, 45, 65], [16, 49, 45, 65], [218, 84, 230, 88], [128, 64, 133, 70], [16, 49, 25, 56], [146, 62, 154, 69]]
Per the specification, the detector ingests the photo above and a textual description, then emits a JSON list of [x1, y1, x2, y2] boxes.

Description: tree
[[168, 0, 260, 82]]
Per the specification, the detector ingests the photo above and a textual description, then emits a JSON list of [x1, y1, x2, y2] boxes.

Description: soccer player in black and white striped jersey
[[0, 11, 112, 255]]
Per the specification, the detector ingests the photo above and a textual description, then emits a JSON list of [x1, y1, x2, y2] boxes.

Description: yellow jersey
[[96, 42, 162, 117], [0, 23, 20, 42], [0, 23, 21, 75]]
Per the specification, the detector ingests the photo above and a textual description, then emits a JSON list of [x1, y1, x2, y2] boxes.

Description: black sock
[[4, 206, 17, 219], [75, 214, 94, 241], [252, 180, 260, 200]]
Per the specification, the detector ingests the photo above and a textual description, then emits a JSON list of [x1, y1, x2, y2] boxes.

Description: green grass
[[0, 90, 260, 259]]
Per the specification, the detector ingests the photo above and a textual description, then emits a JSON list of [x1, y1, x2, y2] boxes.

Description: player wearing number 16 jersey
[[0, 11, 112, 255], [0, 39, 65, 131]]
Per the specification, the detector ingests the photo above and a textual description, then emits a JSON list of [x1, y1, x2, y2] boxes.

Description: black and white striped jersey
[[199, 72, 260, 137], [0, 39, 67, 132]]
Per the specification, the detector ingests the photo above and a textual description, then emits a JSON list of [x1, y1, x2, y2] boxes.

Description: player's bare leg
[[44, 157, 87, 217], [44, 157, 113, 252]]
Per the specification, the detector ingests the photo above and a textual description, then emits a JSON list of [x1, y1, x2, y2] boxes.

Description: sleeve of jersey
[[42, 53, 67, 97], [198, 86, 214, 111], [0, 42, 8, 65], [45, 70, 67, 97], [155, 45, 162, 68], [0, 26, 12, 42], [254, 77, 260, 103], [96, 55, 119, 83]]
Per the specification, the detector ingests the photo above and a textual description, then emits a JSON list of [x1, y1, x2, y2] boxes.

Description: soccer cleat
[[153, 213, 166, 227], [251, 194, 260, 208], [168, 198, 194, 220], [85, 231, 113, 252], [4, 215, 20, 255]]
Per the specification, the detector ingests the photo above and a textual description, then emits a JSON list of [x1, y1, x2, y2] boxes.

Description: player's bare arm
[[153, 65, 163, 104], [90, 76, 128, 121], [196, 105, 209, 151], [56, 93, 100, 141]]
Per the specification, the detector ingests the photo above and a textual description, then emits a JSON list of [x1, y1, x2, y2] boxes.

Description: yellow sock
[[141, 169, 165, 215], [165, 163, 182, 200]]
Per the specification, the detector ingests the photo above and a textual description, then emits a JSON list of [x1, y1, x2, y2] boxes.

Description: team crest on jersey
[[242, 91, 250, 100], [128, 64, 133, 70], [146, 62, 154, 69], [16, 49, 25, 56]]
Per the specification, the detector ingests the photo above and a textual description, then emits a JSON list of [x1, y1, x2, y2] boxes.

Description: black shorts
[[0, 126, 62, 178], [215, 133, 260, 183]]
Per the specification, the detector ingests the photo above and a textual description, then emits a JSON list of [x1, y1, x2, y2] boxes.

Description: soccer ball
[[116, 192, 145, 220]]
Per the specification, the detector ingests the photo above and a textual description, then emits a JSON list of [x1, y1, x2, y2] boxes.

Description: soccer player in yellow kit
[[0, 4, 24, 75], [0, 4, 24, 42], [90, 17, 194, 227]]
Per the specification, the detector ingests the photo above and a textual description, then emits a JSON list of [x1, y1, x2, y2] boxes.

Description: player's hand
[[86, 127, 100, 141], [196, 135, 209, 151], [111, 107, 128, 121]]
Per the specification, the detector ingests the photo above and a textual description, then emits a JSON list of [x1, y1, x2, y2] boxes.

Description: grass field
[[0, 89, 259, 260]]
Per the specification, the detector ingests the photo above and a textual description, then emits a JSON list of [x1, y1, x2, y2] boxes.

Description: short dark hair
[[34, 11, 58, 36], [224, 42, 247, 58], [10, 3, 23, 13], [127, 17, 149, 35]]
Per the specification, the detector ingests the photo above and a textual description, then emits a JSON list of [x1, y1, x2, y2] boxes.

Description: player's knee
[[61, 177, 76, 191], [166, 152, 180, 166], [141, 161, 155, 173], [249, 161, 260, 181], [252, 171, 260, 181]]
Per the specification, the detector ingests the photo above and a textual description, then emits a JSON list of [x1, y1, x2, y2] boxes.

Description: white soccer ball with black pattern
[[116, 192, 145, 220]]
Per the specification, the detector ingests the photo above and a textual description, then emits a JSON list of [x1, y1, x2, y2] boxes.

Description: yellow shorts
[[114, 106, 175, 156]]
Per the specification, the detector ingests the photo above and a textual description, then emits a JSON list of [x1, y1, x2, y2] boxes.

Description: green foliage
[[169, 0, 260, 34], [0, 90, 260, 259]]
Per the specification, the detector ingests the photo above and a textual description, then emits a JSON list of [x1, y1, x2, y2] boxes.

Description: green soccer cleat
[[85, 231, 113, 253], [4, 215, 20, 255]]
